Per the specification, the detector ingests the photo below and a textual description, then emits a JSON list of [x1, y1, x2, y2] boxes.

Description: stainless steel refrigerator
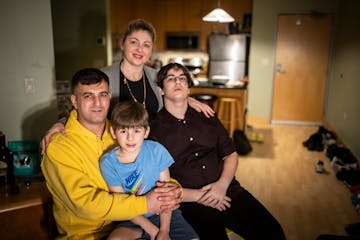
[[208, 33, 250, 85]]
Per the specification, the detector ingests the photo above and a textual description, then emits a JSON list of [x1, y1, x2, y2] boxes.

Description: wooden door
[[271, 14, 333, 124]]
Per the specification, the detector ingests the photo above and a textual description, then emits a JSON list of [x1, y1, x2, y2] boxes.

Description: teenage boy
[[149, 63, 286, 240]]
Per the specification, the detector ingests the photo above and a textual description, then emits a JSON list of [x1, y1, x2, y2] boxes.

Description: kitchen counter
[[194, 82, 247, 89], [190, 82, 248, 131], [193, 78, 247, 89]]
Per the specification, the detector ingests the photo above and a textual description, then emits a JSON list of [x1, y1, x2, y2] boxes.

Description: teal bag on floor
[[8, 141, 40, 176]]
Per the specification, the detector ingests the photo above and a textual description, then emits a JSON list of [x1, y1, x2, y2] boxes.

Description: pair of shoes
[[247, 132, 264, 143], [316, 160, 325, 173], [256, 133, 264, 143]]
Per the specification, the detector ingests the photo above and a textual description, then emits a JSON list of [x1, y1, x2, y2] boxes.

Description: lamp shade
[[202, 8, 235, 23]]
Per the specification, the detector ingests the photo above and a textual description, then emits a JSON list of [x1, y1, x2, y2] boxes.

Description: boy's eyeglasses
[[165, 75, 188, 83]]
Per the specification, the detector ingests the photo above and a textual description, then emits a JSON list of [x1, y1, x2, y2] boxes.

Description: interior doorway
[[271, 14, 333, 125]]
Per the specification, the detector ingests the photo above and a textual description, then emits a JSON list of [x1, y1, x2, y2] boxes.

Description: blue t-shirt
[[100, 140, 174, 196]]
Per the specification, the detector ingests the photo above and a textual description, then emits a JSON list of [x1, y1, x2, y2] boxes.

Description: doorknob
[[276, 63, 286, 74]]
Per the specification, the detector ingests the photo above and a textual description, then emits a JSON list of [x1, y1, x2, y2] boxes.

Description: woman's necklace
[[123, 72, 147, 107]]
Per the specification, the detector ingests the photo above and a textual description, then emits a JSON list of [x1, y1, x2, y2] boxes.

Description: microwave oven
[[165, 32, 200, 50]]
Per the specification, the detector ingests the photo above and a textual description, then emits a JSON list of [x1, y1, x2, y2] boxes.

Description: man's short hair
[[71, 68, 109, 93]]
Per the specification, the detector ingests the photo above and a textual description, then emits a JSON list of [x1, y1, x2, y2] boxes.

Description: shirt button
[[195, 152, 199, 156], [202, 165, 206, 169], [189, 137, 193, 141], [183, 120, 186, 124]]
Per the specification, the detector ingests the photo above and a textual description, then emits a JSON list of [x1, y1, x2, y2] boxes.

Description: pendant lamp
[[202, 1, 234, 23]]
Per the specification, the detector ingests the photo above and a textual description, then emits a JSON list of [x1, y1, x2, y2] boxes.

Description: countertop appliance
[[208, 33, 250, 85], [166, 32, 200, 50]]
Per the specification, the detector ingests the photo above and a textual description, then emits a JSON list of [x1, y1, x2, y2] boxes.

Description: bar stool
[[216, 97, 242, 137], [190, 94, 217, 109]]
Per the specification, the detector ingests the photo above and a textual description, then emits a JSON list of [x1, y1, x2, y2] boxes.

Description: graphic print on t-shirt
[[125, 170, 146, 195]]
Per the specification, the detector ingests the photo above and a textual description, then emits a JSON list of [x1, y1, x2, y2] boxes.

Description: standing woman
[[102, 19, 162, 120], [40, 19, 213, 151], [103, 19, 212, 120]]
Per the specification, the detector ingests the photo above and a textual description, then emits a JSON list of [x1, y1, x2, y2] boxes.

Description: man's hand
[[146, 181, 182, 214], [40, 122, 66, 154]]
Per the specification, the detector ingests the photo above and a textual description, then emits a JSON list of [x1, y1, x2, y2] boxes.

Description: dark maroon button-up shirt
[[149, 106, 237, 189]]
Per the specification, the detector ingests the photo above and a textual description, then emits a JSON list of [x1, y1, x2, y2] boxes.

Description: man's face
[[71, 80, 111, 129], [160, 68, 190, 102]]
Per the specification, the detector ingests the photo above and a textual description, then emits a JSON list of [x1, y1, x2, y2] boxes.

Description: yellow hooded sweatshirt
[[41, 110, 147, 239]]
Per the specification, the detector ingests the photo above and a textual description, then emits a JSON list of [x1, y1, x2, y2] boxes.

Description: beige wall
[[326, 0, 360, 158], [0, 0, 57, 142]]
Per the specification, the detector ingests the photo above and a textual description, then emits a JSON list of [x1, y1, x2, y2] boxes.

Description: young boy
[[100, 101, 199, 240]]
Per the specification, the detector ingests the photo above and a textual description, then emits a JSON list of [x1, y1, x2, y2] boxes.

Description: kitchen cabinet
[[110, 0, 252, 51], [162, 0, 202, 32]]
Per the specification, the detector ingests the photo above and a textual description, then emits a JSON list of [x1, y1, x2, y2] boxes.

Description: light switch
[[24, 77, 35, 95]]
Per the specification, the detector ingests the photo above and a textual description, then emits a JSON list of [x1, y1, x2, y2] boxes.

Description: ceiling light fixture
[[202, 1, 234, 23]]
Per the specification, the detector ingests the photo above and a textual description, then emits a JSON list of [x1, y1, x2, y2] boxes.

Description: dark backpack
[[303, 132, 323, 151], [233, 130, 252, 155]]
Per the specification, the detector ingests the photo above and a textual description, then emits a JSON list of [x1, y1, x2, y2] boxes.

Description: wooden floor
[[233, 123, 359, 240]]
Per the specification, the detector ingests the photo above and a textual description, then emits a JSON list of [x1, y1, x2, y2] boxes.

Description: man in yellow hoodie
[[41, 68, 181, 240]]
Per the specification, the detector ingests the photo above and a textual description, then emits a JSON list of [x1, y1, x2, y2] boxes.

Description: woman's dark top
[[119, 71, 159, 120]]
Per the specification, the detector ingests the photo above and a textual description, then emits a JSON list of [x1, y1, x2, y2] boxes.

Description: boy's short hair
[[111, 101, 149, 130]]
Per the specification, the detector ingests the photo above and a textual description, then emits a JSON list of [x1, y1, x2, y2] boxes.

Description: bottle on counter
[[0, 131, 17, 192]]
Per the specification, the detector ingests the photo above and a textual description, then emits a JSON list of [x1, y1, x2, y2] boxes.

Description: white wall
[[0, 0, 57, 142]]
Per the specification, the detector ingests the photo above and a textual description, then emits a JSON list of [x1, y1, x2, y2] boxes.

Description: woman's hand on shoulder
[[188, 97, 215, 118]]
